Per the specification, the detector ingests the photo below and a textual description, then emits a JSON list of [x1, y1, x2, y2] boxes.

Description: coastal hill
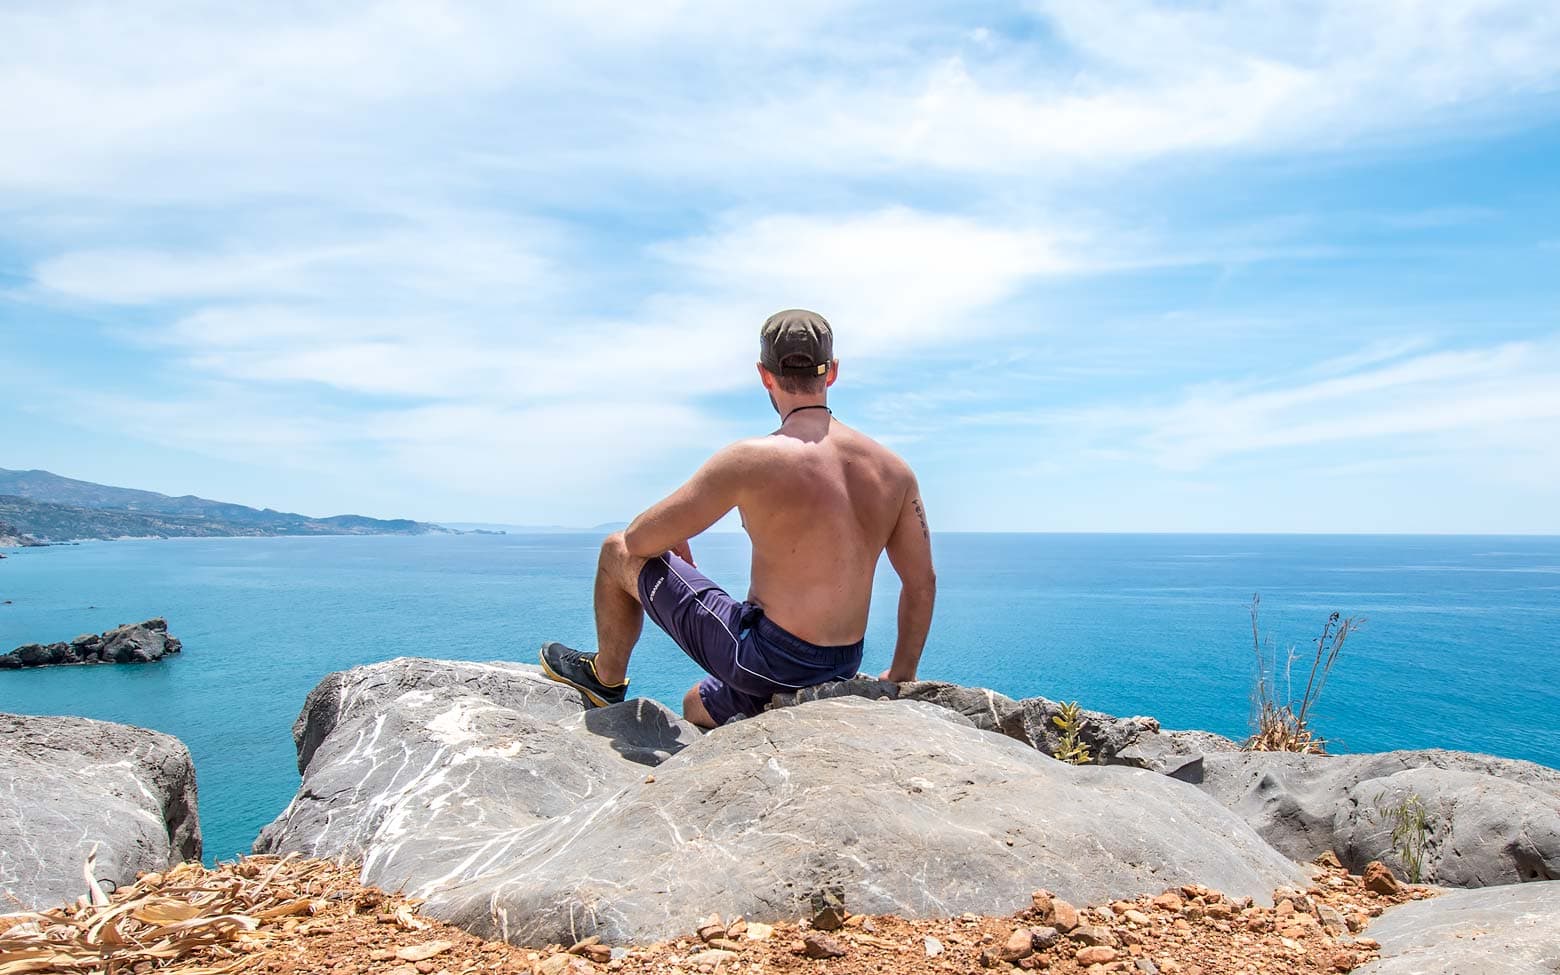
[[0, 467, 447, 542]]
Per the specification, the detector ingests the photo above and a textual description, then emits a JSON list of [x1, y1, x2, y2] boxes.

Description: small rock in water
[[800, 932, 846, 959]]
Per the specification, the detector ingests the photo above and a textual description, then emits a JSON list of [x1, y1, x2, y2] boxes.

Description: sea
[[2, 532, 1558, 864]]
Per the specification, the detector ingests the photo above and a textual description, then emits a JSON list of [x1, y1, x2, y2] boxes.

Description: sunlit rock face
[[258, 659, 1304, 945], [0, 713, 201, 910]]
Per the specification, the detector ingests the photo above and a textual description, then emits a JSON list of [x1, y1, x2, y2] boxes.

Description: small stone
[[924, 936, 944, 958], [696, 915, 726, 942], [1330, 950, 1357, 972], [1314, 850, 1343, 870], [1346, 913, 1369, 933], [1151, 893, 1183, 913], [811, 906, 847, 931], [801, 932, 845, 959], [414, 963, 435, 974], [1075, 946, 1118, 966], [686, 949, 738, 971], [1204, 902, 1233, 920], [1276, 900, 1295, 916], [370, 950, 396, 961], [999, 928, 1034, 962], [384, 968, 417, 975], [580, 945, 613, 964], [725, 918, 747, 939], [397, 942, 454, 963], [1050, 898, 1080, 933], [744, 922, 774, 941], [1280, 925, 1308, 940], [1029, 927, 1059, 950], [1135, 960, 1160, 975], [1355, 938, 1379, 950], [706, 939, 742, 952], [1363, 861, 1402, 896], [1031, 892, 1054, 917], [1123, 910, 1150, 926], [1070, 925, 1117, 948], [1316, 904, 1347, 934]]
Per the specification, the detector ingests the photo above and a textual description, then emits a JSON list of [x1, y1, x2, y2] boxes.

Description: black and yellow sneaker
[[538, 641, 628, 708]]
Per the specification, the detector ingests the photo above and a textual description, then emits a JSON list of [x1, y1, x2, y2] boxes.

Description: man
[[539, 309, 937, 728]]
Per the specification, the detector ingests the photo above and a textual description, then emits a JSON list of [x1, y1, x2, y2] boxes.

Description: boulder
[[267, 661, 1306, 945], [1357, 881, 1560, 974], [0, 713, 201, 910], [1197, 750, 1560, 887], [255, 658, 702, 896]]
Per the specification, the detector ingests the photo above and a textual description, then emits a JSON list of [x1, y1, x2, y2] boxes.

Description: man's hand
[[671, 539, 695, 567], [879, 667, 916, 683]]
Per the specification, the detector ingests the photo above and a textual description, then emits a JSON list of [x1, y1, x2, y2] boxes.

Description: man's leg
[[681, 685, 716, 729], [591, 531, 646, 685]]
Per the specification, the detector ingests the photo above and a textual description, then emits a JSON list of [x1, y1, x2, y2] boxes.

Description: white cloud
[[1016, 337, 1560, 471]]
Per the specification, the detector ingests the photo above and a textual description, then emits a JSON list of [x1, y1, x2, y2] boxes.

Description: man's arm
[[882, 474, 936, 682], [623, 443, 753, 564]]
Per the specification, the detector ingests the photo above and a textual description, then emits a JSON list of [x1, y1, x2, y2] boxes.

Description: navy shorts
[[637, 553, 864, 725]]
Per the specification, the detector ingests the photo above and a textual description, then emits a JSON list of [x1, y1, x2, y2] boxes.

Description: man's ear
[[825, 359, 840, 388], [756, 362, 776, 390]]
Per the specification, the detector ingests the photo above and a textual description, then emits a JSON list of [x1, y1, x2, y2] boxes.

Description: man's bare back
[[538, 309, 936, 727], [736, 413, 920, 647]]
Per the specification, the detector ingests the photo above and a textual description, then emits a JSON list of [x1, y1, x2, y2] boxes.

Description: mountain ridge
[[0, 468, 448, 542]]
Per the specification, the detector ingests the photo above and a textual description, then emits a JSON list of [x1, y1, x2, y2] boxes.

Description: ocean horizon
[[2, 531, 1558, 864]]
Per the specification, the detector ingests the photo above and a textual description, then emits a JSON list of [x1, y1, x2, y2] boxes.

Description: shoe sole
[[538, 650, 614, 708]]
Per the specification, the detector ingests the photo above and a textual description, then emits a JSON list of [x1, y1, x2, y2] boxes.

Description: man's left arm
[[622, 443, 752, 565]]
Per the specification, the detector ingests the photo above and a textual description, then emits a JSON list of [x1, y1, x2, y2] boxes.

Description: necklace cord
[[782, 404, 833, 424]]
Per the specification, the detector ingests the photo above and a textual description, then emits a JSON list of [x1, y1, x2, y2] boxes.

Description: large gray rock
[[1358, 881, 1560, 974], [266, 662, 1306, 945], [0, 713, 201, 910], [1198, 750, 1560, 887], [255, 658, 703, 896], [773, 673, 1173, 758], [424, 697, 1303, 944]]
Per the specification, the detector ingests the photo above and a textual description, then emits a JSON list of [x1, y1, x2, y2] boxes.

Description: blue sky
[[2, 1, 1558, 532]]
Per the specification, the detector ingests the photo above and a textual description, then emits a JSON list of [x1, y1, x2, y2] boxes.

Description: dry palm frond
[[0, 854, 413, 975]]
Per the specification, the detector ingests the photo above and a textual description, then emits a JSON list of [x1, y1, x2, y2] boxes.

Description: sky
[[2, 1, 1558, 533]]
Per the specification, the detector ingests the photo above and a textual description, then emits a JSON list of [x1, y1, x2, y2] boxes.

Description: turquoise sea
[[2, 533, 1558, 864]]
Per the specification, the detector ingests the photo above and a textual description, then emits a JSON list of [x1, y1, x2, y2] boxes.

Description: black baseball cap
[[760, 309, 834, 377]]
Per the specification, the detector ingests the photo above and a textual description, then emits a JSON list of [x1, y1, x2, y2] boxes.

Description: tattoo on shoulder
[[912, 498, 929, 540]]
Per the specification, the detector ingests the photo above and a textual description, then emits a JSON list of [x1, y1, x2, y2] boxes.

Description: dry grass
[[1246, 595, 1363, 754], [0, 851, 421, 975]]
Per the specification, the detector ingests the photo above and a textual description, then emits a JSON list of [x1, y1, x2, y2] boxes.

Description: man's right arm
[[882, 474, 936, 683]]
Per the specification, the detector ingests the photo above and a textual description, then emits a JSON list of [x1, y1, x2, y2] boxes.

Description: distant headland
[[0, 467, 450, 543]]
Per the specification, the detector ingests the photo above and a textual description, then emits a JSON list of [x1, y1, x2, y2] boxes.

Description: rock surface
[[0, 618, 182, 669], [1358, 881, 1560, 974], [264, 660, 1305, 946], [0, 713, 201, 910], [255, 658, 702, 896], [1197, 750, 1560, 887]]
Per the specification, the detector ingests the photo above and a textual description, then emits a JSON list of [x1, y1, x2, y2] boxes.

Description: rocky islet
[[0, 617, 183, 669]]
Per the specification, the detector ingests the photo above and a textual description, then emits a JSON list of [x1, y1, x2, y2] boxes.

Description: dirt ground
[[0, 853, 1426, 975]]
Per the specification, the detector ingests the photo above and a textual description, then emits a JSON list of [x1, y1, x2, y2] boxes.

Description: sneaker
[[538, 641, 628, 708]]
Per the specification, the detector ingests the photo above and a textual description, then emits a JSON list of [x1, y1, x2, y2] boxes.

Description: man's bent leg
[[681, 685, 716, 729], [592, 531, 646, 685]]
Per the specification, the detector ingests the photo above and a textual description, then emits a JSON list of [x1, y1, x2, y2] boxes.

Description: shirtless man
[[539, 309, 937, 727]]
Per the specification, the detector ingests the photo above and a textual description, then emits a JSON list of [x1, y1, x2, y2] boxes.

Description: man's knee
[[599, 531, 645, 592], [682, 685, 716, 729]]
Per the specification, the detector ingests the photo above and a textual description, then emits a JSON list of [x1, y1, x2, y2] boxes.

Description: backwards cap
[[759, 309, 833, 376]]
